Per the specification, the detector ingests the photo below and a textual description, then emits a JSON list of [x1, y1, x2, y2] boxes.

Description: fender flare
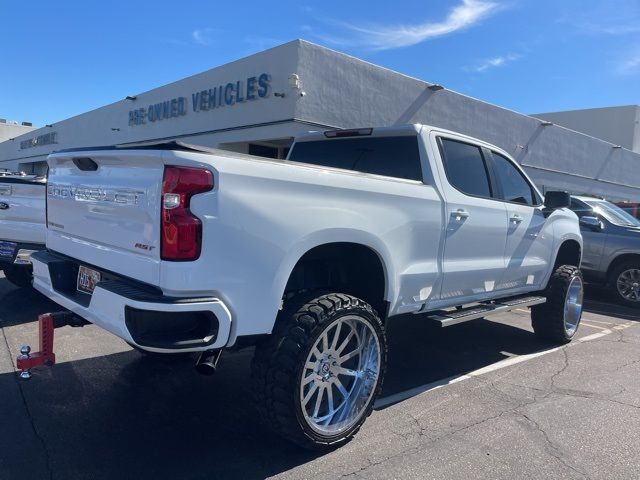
[[270, 228, 395, 314]]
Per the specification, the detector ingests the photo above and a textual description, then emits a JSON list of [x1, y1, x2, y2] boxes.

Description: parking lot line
[[581, 322, 611, 330], [579, 318, 615, 325], [375, 321, 635, 409]]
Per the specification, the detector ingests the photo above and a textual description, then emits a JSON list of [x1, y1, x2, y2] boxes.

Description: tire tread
[[531, 265, 582, 343], [251, 291, 386, 449]]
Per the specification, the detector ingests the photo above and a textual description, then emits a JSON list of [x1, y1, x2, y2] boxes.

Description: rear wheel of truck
[[531, 265, 584, 344], [3, 265, 33, 288], [610, 262, 640, 308], [252, 292, 387, 450]]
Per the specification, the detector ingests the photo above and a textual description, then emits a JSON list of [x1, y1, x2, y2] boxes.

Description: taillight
[[161, 166, 213, 261]]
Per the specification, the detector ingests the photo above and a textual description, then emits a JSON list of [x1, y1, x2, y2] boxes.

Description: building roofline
[[531, 104, 640, 116]]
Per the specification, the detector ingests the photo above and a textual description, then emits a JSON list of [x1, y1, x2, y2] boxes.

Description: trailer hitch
[[16, 311, 88, 380]]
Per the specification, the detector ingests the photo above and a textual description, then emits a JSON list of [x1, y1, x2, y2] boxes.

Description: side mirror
[[544, 191, 570, 210], [580, 216, 601, 231]]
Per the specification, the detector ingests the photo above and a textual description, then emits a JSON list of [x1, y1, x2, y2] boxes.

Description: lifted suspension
[[16, 311, 89, 379]]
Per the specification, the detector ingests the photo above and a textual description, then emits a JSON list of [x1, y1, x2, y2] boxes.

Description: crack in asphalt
[[0, 325, 54, 480], [550, 347, 570, 390], [519, 412, 591, 479], [330, 325, 639, 479], [330, 393, 534, 479]]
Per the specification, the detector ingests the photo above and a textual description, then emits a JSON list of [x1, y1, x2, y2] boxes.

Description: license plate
[[77, 265, 102, 294], [0, 240, 17, 258]]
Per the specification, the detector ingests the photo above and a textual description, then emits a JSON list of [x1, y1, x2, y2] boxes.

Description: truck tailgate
[[0, 179, 45, 244], [46, 150, 165, 285]]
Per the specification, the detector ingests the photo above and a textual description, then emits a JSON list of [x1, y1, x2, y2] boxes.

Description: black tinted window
[[288, 136, 422, 181], [569, 199, 592, 218], [249, 143, 279, 158], [440, 139, 491, 197], [492, 153, 536, 205]]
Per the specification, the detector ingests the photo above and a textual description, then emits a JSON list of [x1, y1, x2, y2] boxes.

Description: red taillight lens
[[161, 166, 213, 261]]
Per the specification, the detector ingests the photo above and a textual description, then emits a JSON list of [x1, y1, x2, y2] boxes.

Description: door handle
[[451, 209, 470, 221], [510, 214, 523, 224]]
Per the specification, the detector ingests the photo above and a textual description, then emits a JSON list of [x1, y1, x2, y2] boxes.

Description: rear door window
[[491, 152, 537, 206], [287, 136, 422, 181], [439, 138, 492, 197]]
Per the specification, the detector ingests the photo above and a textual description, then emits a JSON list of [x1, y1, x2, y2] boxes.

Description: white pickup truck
[[30, 124, 583, 448], [0, 172, 46, 287]]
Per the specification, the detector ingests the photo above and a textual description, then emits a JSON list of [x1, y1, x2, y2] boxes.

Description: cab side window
[[492, 152, 537, 206], [439, 138, 492, 198]]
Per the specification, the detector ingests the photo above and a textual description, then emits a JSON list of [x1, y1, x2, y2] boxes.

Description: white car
[[0, 172, 46, 287], [31, 125, 583, 448]]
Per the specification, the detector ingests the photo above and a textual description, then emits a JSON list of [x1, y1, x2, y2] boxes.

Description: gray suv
[[570, 196, 640, 307]]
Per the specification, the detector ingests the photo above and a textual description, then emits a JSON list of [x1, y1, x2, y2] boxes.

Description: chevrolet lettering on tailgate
[[47, 184, 144, 206]]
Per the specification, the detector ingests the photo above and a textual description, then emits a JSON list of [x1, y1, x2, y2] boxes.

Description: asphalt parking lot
[[1, 275, 638, 480]]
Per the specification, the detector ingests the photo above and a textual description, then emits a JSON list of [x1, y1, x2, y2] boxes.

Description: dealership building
[[1, 39, 639, 201]]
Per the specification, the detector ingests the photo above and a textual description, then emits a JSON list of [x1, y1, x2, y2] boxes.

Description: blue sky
[[2, 0, 639, 126]]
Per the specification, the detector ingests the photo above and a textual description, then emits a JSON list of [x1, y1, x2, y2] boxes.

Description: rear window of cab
[[287, 136, 423, 181]]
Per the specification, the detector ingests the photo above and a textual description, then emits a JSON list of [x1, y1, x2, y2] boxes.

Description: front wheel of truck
[[531, 265, 584, 344], [251, 292, 387, 450]]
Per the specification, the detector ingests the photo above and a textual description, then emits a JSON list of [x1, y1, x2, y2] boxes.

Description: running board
[[424, 295, 546, 328]]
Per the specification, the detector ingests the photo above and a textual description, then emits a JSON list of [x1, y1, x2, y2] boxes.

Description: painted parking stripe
[[375, 321, 635, 409], [579, 318, 616, 325], [580, 322, 611, 330]]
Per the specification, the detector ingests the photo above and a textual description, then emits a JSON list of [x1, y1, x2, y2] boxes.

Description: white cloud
[[616, 53, 640, 74], [317, 0, 500, 50], [471, 53, 521, 72], [192, 28, 217, 46], [581, 23, 640, 35], [562, 1, 640, 36]]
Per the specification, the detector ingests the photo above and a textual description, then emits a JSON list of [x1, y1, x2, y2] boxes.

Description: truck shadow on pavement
[[0, 284, 61, 327], [583, 285, 640, 322], [0, 280, 637, 479]]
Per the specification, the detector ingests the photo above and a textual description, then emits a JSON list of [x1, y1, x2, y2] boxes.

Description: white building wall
[[0, 40, 305, 172], [1, 39, 640, 201], [530, 105, 640, 153], [294, 41, 640, 201], [0, 122, 34, 145]]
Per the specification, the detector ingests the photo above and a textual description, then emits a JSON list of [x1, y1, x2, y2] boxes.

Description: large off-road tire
[[531, 265, 584, 343], [3, 265, 33, 288], [610, 262, 640, 308], [252, 292, 387, 450]]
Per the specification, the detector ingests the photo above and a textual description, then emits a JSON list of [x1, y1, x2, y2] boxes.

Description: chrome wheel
[[617, 268, 640, 302], [564, 275, 584, 336], [300, 315, 381, 435]]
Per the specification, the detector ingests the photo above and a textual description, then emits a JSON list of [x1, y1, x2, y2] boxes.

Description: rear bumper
[[31, 250, 232, 353]]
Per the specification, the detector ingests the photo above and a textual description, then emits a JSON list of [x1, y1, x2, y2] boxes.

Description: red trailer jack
[[16, 311, 88, 380]]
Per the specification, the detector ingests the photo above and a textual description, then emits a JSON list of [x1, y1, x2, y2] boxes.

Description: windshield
[[585, 200, 640, 227]]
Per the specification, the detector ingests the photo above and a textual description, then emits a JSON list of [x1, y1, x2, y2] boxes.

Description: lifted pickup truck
[[28, 124, 583, 449], [0, 172, 46, 287]]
